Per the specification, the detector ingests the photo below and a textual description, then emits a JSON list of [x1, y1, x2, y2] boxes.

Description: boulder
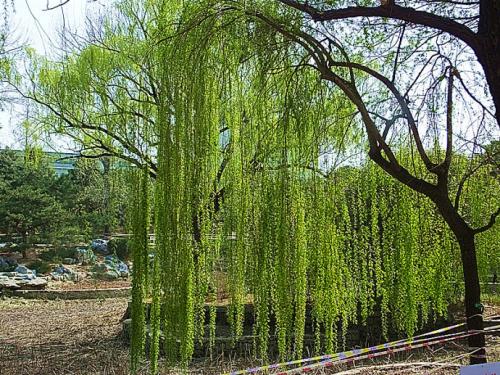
[[75, 247, 97, 265], [0, 265, 47, 290], [0, 272, 17, 277], [11, 276, 48, 289], [105, 255, 129, 277], [51, 265, 80, 282], [14, 273, 36, 281], [25, 277, 48, 288], [103, 269, 121, 280], [92, 256, 129, 279], [0, 278, 20, 289], [15, 265, 30, 274], [90, 239, 109, 254]]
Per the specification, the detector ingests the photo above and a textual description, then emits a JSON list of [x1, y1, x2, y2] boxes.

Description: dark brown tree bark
[[457, 233, 486, 364], [477, 0, 500, 126], [432, 196, 486, 365]]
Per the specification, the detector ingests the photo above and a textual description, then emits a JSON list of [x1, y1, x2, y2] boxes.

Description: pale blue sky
[[0, 0, 103, 149], [0, 1, 496, 154]]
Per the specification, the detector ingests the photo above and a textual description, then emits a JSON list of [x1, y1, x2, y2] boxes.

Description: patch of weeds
[[39, 247, 77, 263], [27, 259, 52, 275]]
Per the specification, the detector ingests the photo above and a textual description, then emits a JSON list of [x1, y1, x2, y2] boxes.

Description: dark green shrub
[[27, 259, 52, 275], [39, 249, 55, 262], [39, 247, 76, 262], [108, 238, 129, 261], [16, 243, 31, 257]]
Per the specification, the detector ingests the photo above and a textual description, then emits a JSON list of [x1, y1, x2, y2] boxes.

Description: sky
[[0, 0, 103, 149], [0, 1, 496, 154]]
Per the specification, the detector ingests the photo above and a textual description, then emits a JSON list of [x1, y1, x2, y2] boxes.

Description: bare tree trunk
[[456, 231, 486, 364], [478, 0, 500, 126], [479, 50, 500, 126], [21, 232, 29, 259], [435, 197, 486, 364]]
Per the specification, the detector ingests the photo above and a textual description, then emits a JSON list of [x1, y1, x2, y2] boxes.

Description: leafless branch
[[473, 207, 500, 234], [43, 0, 71, 11]]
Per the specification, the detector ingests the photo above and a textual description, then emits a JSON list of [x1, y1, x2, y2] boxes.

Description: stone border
[[2, 287, 131, 300]]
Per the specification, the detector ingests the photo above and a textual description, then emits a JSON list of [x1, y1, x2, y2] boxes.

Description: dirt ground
[[0, 298, 498, 375], [47, 278, 131, 291], [0, 298, 131, 375]]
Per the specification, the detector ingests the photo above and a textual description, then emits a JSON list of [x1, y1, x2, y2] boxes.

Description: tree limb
[[473, 207, 500, 234], [43, 0, 70, 11], [331, 60, 436, 172], [277, 1, 479, 52], [443, 67, 454, 169]]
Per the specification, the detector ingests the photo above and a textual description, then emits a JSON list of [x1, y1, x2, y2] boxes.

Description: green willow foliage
[[91, 0, 497, 372], [130, 168, 150, 373]]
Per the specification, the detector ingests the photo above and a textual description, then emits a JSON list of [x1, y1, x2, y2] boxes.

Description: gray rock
[[15, 275, 29, 280], [51, 265, 80, 282], [91, 239, 109, 254], [0, 278, 20, 289], [12, 276, 48, 289], [15, 278, 29, 286], [14, 265, 30, 274], [103, 269, 120, 280], [75, 248, 96, 265], [0, 265, 42, 289], [51, 274, 64, 282], [0, 272, 17, 277], [91, 255, 128, 280], [27, 277, 48, 287]]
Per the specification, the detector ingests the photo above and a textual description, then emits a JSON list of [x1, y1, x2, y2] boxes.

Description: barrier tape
[[224, 322, 466, 375], [279, 325, 500, 374], [224, 319, 498, 375]]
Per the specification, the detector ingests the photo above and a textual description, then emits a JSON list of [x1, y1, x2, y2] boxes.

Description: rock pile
[[75, 247, 97, 265], [51, 265, 82, 282], [91, 255, 129, 280], [0, 264, 48, 290]]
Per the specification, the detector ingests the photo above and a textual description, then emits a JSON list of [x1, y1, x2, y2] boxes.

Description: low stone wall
[[3, 287, 131, 300], [120, 302, 391, 359]]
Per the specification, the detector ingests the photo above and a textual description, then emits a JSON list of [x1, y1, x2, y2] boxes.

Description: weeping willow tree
[[14, 0, 497, 370], [129, 167, 150, 373], [122, 1, 500, 372], [202, 1, 498, 366], [17, 1, 159, 175]]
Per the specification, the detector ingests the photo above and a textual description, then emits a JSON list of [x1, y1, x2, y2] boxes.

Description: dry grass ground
[[0, 297, 498, 375], [0, 298, 130, 375]]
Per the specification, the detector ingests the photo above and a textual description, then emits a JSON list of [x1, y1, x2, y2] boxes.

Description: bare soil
[[0, 298, 498, 375], [0, 298, 130, 375], [47, 278, 131, 291]]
